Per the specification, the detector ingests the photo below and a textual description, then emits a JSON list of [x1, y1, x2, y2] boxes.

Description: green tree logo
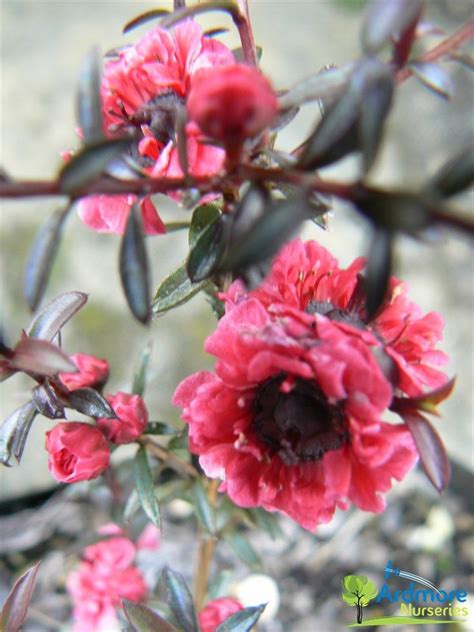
[[341, 575, 378, 624]]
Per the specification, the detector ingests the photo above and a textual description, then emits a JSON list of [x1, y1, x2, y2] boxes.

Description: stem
[[194, 478, 219, 611], [234, 0, 258, 67], [139, 436, 199, 478], [396, 18, 474, 83]]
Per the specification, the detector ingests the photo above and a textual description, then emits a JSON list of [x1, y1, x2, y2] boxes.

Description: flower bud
[[187, 65, 278, 145], [45, 422, 110, 483], [59, 353, 109, 391], [97, 392, 148, 444], [199, 597, 244, 632]]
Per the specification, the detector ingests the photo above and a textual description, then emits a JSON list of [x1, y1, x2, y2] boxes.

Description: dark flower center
[[252, 375, 348, 466]]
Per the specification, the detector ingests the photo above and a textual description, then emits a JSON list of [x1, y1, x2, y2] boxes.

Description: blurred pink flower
[[97, 392, 148, 444], [137, 523, 161, 550], [59, 353, 109, 391], [199, 597, 244, 632]]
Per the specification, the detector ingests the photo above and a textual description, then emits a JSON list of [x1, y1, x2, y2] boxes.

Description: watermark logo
[[341, 560, 469, 627]]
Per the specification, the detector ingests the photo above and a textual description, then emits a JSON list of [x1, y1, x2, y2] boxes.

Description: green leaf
[[225, 532, 261, 570], [132, 341, 153, 397], [215, 604, 267, 632], [186, 215, 228, 282], [152, 262, 209, 315], [77, 47, 103, 144], [123, 599, 179, 632], [362, 0, 423, 54], [410, 61, 454, 99], [144, 421, 178, 436], [160, 2, 240, 30], [247, 508, 283, 540], [1, 562, 40, 632], [123, 8, 170, 34], [188, 204, 221, 249], [353, 188, 431, 233], [365, 228, 393, 320], [232, 45, 263, 63], [67, 388, 117, 419], [27, 292, 88, 340], [193, 480, 216, 534], [162, 567, 199, 632], [134, 446, 161, 528], [23, 206, 72, 311], [429, 145, 474, 198], [120, 202, 151, 324], [0, 401, 37, 466]]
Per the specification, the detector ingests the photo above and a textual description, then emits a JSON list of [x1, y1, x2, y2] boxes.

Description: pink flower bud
[[187, 65, 278, 144], [45, 422, 110, 483], [59, 353, 109, 391], [97, 392, 148, 445], [199, 597, 244, 632]]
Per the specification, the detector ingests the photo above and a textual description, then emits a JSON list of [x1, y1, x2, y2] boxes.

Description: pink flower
[[59, 353, 109, 391], [137, 523, 161, 551], [188, 64, 278, 145], [199, 597, 244, 632], [97, 392, 148, 444], [77, 20, 234, 234], [67, 536, 147, 632], [171, 238, 448, 530], [45, 422, 110, 483]]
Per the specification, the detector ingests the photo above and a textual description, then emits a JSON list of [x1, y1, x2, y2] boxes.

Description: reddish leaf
[[392, 377, 456, 416], [123, 600, 179, 632], [11, 338, 77, 376], [27, 291, 88, 340], [1, 562, 40, 632], [0, 401, 37, 466]]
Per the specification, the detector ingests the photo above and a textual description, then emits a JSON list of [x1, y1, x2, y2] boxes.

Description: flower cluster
[[173, 238, 448, 530]]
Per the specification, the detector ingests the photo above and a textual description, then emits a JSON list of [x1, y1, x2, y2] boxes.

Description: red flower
[[172, 238, 448, 530], [67, 535, 147, 632], [59, 353, 109, 391], [199, 597, 244, 632], [45, 422, 110, 483], [77, 20, 234, 234], [97, 392, 148, 444], [188, 64, 278, 145]]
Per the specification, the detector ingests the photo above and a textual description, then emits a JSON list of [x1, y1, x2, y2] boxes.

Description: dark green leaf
[[410, 61, 454, 99], [11, 338, 76, 376], [189, 204, 221, 249], [0, 401, 37, 466], [59, 138, 131, 195], [134, 446, 161, 528], [278, 63, 353, 110], [145, 421, 178, 436], [67, 388, 116, 418], [120, 203, 151, 324], [353, 188, 431, 233], [225, 532, 261, 569], [132, 341, 153, 397], [247, 508, 283, 540], [429, 145, 474, 198], [163, 221, 191, 233], [270, 104, 299, 132], [365, 228, 393, 320], [77, 47, 103, 144], [216, 604, 267, 632], [362, 0, 423, 54], [123, 599, 179, 632], [186, 215, 228, 282], [27, 292, 88, 340], [123, 8, 170, 34], [193, 480, 216, 534], [24, 206, 72, 311], [1, 562, 40, 632], [162, 567, 199, 632], [402, 411, 451, 492], [161, 2, 240, 30], [232, 45, 263, 63], [32, 381, 65, 419], [152, 262, 209, 315], [228, 186, 267, 242]]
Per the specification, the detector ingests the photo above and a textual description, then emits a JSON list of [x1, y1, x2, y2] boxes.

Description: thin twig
[[234, 0, 258, 67], [194, 478, 219, 611], [139, 435, 199, 478]]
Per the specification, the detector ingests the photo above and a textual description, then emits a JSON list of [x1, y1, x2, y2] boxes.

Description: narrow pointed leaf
[[403, 411, 451, 492], [162, 567, 199, 632], [204, 27, 230, 38], [27, 292, 88, 340], [67, 388, 116, 418], [123, 8, 170, 34], [59, 138, 131, 195], [216, 604, 267, 632], [247, 508, 283, 540], [77, 47, 103, 144], [134, 446, 161, 528], [123, 599, 179, 632], [410, 61, 454, 99], [152, 263, 209, 315], [24, 206, 72, 311], [189, 204, 221, 249], [362, 0, 423, 54], [1, 562, 40, 632], [429, 145, 474, 198], [193, 480, 216, 534], [11, 338, 76, 376], [0, 401, 37, 466], [229, 186, 267, 242], [392, 377, 456, 416], [161, 2, 240, 30], [120, 203, 151, 324], [225, 532, 261, 569], [365, 228, 393, 320], [353, 189, 431, 233], [32, 381, 65, 419], [186, 216, 228, 282], [278, 63, 353, 110], [132, 341, 153, 397]]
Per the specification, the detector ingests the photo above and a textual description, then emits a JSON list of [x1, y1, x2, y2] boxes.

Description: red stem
[[234, 0, 258, 67]]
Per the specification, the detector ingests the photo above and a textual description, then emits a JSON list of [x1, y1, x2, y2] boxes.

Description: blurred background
[[1, 1, 473, 630]]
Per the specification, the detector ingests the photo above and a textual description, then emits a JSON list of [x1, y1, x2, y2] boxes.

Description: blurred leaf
[[134, 446, 161, 528], [362, 0, 423, 54], [233, 45, 263, 63], [32, 381, 65, 419], [123, 8, 170, 34], [27, 292, 88, 340], [123, 599, 179, 632], [228, 185, 267, 242], [77, 47, 103, 144], [176, 106, 189, 178], [353, 188, 431, 233], [23, 206, 73, 312], [193, 480, 216, 534], [429, 145, 474, 198], [1, 562, 40, 632], [123, 489, 140, 523], [270, 104, 299, 132], [392, 377, 456, 417], [247, 508, 283, 540], [410, 61, 454, 99], [145, 421, 178, 435], [186, 215, 229, 282], [120, 203, 151, 324], [216, 604, 267, 632], [59, 138, 131, 195], [448, 52, 474, 70], [189, 204, 221, 249], [365, 228, 393, 320], [132, 341, 153, 397], [11, 338, 76, 376], [0, 401, 37, 466], [162, 567, 199, 632], [204, 27, 230, 38], [278, 63, 353, 110], [161, 1, 240, 29], [402, 411, 451, 492], [163, 221, 191, 233], [156, 478, 193, 503], [225, 532, 261, 570], [67, 388, 116, 418], [152, 262, 209, 315], [104, 44, 132, 58]]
